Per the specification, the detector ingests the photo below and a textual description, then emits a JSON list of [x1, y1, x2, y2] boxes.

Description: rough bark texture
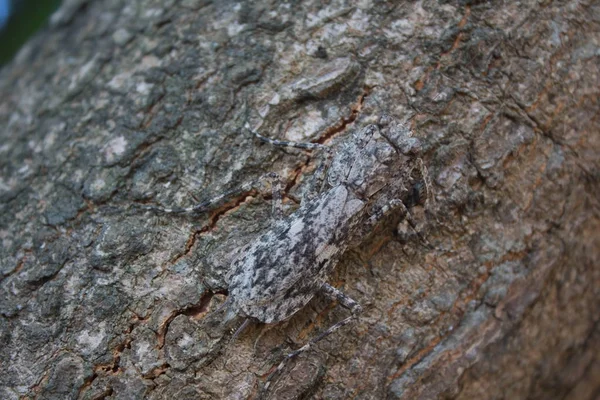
[[1, 0, 599, 399]]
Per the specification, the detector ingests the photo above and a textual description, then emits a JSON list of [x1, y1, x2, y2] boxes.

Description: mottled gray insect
[[141, 116, 431, 393]]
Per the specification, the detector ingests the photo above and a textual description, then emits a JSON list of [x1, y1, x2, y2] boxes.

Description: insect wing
[[230, 186, 350, 322]]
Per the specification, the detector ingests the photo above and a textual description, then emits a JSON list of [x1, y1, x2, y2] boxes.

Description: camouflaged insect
[[141, 115, 430, 392], [223, 117, 428, 323]]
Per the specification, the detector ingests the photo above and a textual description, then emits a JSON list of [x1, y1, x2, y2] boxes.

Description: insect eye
[[413, 182, 427, 206], [404, 181, 426, 207]]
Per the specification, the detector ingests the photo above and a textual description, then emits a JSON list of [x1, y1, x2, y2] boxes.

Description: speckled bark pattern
[[0, 0, 598, 399]]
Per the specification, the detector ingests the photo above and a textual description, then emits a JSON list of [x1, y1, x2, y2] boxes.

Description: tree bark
[[1, 0, 598, 399]]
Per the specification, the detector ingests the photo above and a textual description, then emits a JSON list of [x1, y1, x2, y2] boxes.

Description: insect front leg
[[343, 198, 411, 247], [262, 283, 362, 395], [389, 197, 436, 250], [399, 158, 443, 252], [354, 198, 435, 252]]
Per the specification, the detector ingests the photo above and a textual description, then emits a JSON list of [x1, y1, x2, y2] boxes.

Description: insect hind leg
[[133, 172, 284, 219], [261, 283, 362, 395], [246, 123, 327, 152], [302, 146, 333, 202], [245, 123, 334, 204], [267, 172, 284, 220]]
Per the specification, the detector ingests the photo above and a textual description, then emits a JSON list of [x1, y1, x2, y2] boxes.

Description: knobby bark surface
[[1, 0, 598, 399]]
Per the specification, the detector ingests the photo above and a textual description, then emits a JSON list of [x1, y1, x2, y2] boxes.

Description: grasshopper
[[140, 116, 430, 394]]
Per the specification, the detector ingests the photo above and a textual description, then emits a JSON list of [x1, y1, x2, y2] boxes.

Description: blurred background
[[0, 0, 62, 66]]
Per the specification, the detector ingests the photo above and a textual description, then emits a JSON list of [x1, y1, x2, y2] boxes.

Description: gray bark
[[1, 0, 599, 399]]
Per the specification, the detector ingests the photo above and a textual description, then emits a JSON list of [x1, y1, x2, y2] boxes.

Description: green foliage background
[[0, 0, 62, 66]]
